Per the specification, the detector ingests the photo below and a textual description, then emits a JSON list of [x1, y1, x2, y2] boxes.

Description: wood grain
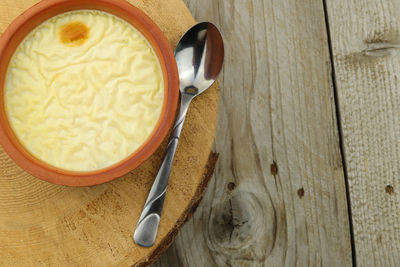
[[155, 0, 352, 266], [0, 0, 218, 266], [326, 0, 400, 265]]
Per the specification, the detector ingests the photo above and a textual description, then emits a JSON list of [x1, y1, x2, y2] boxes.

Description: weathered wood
[[326, 0, 400, 265], [0, 1, 218, 266], [155, 0, 352, 266]]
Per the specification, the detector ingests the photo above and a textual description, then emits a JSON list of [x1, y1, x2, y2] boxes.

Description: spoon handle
[[134, 93, 193, 247]]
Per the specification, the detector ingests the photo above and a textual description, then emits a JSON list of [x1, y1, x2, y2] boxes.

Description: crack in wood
[[362, 43, 400, 57]]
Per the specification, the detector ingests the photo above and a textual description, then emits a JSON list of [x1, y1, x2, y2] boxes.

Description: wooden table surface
[[154, 0, 400, 266]]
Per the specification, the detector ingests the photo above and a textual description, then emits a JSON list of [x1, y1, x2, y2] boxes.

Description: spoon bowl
[[175, 22, 224, 95]]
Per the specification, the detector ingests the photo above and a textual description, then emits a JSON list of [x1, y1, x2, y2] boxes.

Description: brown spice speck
[[59, 21, 89, 47]]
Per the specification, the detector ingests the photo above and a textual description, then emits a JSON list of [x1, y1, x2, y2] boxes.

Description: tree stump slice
[[0, 1, 218, 266]]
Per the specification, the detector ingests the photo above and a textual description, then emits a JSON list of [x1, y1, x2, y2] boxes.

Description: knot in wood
[[207, 191, 276, 261]]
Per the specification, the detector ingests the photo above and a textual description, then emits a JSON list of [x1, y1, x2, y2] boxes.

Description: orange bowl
[[0, 0, 179, 186]]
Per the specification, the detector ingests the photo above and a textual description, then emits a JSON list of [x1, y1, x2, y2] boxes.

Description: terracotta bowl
[[0, 0, 179, 186]]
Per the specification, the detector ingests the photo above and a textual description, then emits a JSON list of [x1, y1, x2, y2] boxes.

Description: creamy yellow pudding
[[5, 10, 164, 171]]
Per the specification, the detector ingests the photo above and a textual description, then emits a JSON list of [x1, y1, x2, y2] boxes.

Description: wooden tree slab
[[0, 0, 218, 266]]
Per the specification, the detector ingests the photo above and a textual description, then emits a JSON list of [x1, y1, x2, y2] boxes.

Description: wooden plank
[[155, 0, 352, 266], [326, 0, 400, 265]]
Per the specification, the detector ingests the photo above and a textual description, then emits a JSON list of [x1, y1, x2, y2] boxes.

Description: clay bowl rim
[[0, 0, 179, 187]]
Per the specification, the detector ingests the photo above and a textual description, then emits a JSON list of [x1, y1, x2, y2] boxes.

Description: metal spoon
[[133, 22, 224, 247]]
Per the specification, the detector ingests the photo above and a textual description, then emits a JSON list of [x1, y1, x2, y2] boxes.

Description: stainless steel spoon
[[133, 22, 224, 247]]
